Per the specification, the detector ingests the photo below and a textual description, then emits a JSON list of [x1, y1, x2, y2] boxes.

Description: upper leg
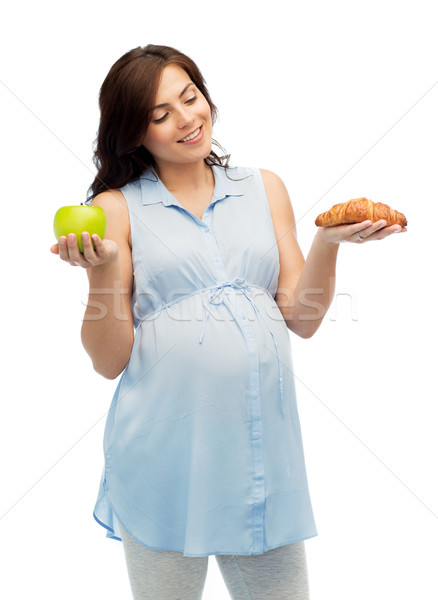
[[215, 542, 309, 600], [120, 524, 208, 600]]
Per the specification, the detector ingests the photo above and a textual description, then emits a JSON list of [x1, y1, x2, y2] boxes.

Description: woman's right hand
[[50, 232, 119, 268]]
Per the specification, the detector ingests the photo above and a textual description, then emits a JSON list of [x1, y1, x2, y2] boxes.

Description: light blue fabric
[[90, 163, 317, 557]]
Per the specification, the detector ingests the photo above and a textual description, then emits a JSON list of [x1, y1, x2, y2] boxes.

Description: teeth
[[180, 127, 201, 142]]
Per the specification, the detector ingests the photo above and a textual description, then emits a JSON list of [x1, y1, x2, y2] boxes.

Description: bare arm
[[81, 190, 134, 378], [261, 169, 405, 338], [51, 189, 134, 378]]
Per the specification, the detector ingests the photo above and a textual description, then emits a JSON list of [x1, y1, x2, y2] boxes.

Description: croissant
[[315, 197, 407, 227]]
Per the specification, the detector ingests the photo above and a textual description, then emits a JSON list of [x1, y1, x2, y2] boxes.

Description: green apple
[[53, 204, 106, 253]]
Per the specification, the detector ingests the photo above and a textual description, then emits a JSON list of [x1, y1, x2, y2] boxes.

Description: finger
[[363, 219, 386, 234], [347, 221, 372, 243], [81, 232, 98, 264], [370, 224, 404, 240], [352, 220, 373, 233], [91, 234, 104, 255], [50, 244, 60, 255], [386, 224, 405, 234], [58, 236, 70, 261], [346, 221, 370, 241], [66, 233, 89, 266], [362, 223, 405, 243], [353, 220, 387, 242], [370, 219, 387, 231]]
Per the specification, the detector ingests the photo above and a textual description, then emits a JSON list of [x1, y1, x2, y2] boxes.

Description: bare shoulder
[[88, 188, 128, 216], [259, 168, 297, 235], [259, 168, 286, 189], [259, 168, 288, 193], [88, 189, 131, 248], [259, 168, 305, 298]]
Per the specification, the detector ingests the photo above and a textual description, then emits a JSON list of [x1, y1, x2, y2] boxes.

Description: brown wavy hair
[[87, 44, 231, 202]]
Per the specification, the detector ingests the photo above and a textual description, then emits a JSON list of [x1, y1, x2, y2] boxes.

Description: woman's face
[[142, 64, 213, 167]]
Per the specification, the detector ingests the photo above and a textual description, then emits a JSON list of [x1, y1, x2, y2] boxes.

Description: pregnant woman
[[51, 44, 405, 599]]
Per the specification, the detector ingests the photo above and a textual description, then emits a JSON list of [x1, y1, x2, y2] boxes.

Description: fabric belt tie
[[198, 278, 286, 416]]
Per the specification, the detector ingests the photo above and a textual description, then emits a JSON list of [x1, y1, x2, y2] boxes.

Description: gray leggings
[[120, 525, 309, 600]]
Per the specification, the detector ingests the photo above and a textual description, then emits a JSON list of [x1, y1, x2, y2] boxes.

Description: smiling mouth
[[178, 125, 202, 143]]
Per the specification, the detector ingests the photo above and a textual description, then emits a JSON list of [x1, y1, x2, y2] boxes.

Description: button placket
[[201, 222, 228, 281], [198, 213, 269, 553], [227, 290, 265, 553]]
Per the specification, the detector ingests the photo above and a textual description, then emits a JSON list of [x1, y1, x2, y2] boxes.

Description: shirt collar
[[139, 164, 244, 207]]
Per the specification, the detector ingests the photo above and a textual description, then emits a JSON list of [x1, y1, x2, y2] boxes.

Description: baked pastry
[[315, 197, 407, 227]]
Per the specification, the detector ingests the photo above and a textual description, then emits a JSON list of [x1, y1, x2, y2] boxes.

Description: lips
[[178, 125, 202, 143]]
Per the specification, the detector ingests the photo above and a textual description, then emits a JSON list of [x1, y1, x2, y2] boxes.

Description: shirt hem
[[94, 503, 318, 557]]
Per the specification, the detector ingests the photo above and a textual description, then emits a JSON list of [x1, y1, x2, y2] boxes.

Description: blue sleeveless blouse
[[90, 164, 317, 557]]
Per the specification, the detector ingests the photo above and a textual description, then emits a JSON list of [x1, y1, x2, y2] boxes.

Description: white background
[[1, 0, 437, 598]]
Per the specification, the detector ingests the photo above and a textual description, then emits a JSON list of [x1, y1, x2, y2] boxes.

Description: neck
[[153, 160, 213, 194]]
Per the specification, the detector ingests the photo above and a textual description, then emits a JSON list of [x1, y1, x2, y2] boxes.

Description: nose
[[175, 105, 195, 130]]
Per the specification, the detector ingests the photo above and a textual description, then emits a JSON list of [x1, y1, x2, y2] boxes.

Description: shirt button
[[253, 431, 261, 440], [241, 314, 247, 320], [215, 256, 220, 262]]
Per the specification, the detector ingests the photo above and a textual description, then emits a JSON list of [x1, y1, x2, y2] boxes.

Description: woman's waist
[[133, 279, 277, 325]]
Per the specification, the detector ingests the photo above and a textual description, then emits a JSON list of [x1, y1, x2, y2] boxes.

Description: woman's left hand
[[317, 219, 407, 245]]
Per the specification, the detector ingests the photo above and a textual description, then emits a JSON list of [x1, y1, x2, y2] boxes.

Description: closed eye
[[153, 96, 198, 124]]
